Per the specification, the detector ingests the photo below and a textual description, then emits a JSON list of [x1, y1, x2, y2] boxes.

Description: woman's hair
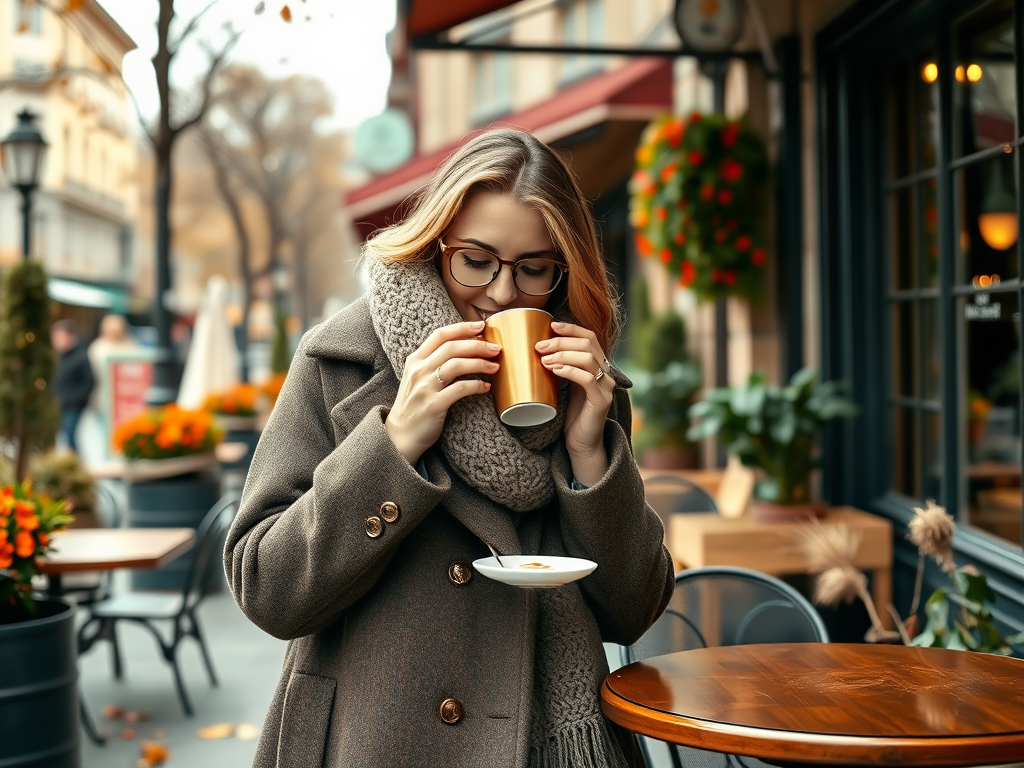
[[364, 129, 620, 351]]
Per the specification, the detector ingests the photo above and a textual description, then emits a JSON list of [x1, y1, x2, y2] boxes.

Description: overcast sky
[[96, 0, 396, 132]]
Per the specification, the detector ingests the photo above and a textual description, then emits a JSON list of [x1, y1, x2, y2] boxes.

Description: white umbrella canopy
[[177, 274, 240, 410]]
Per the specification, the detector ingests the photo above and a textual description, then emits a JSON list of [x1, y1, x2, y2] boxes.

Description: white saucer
[[472, 555, 597, 588]]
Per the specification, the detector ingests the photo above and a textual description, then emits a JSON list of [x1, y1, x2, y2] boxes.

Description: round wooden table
[[601, 644, 1024, 767]]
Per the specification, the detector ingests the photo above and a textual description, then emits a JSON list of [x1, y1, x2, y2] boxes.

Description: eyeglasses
[[438, 238, 568, 296]]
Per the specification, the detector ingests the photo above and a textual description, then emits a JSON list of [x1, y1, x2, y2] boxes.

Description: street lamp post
[[1, 109, 48, 260]]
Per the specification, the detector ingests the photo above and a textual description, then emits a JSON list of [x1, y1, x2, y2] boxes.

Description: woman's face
[[440, 192, 558, 323]]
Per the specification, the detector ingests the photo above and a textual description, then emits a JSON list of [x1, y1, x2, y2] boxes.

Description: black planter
[[0, 598, 79, 768], [127, 470, 222, 591]]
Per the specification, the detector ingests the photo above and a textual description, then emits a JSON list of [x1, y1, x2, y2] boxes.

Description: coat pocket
[[277, 671, 337, 768]]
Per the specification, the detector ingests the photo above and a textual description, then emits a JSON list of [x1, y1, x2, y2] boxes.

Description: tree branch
[[171, 31, 241, 138], [168, 0, 220, 54]]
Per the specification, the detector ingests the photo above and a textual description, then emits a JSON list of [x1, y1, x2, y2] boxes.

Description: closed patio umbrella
[[177, 275, 239, 410]]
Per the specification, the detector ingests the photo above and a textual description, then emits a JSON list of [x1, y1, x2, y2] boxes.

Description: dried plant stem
[[857, 583, 893, 638], [909, 553, 925, 616], [886, 604, 913, 645]]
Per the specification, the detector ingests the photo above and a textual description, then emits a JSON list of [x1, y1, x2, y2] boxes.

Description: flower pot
[[640, 446, 698, 470], [213, 416, 261, 473], [127, 469, 223, 591], [0, 598, 79, 768], [750, 499, 829, 523], [123, 451, 219, 482]]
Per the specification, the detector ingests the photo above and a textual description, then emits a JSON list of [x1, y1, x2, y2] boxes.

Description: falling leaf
[[124, 710, 149, 723], [235, 723, 260, 741], [66, 0, 83, 9], [197, 723, 235, 739], [122, 728, 137, 740], [103, 704, 124, 720], [254, 1, 265, 13], [138, 742, 170, 767], [280, 4, 291, 21], [17, 21, 29, 33]]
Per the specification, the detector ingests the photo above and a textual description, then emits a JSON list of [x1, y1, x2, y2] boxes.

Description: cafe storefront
[[818, 0, 1024, 627]]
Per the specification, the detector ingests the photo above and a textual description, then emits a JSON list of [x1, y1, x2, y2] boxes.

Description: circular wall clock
[[673, 0, 746, 53]]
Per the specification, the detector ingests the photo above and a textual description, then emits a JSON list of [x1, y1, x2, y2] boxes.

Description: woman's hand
[[536, 321, 615, 486], [385, 320, 500, 465]]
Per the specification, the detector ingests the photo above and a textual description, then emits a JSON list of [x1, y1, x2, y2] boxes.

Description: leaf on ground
[[197, 723, 236, 740], [138, 741, 171, 767], [122, 729, 136, 740], [124, 710, 149, 723], [235, 723, 260, 741], [103, 704, 124, 719]]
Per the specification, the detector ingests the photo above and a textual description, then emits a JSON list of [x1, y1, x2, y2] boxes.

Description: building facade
[[0, 0, 138, 322], [350, 0, 1024, 639]]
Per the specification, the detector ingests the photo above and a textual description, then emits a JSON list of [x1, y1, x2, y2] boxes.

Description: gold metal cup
[[483, 308, 557, 427]]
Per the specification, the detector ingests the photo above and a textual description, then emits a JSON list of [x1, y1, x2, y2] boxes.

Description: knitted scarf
[[366, 256, 635, 768]]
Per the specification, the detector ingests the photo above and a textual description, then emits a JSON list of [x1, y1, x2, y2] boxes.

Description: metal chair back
[[94, 483, 124, 529], [644, 474, 719, 514], [622, 566, 828, 768], [181, 493, 240, 613]]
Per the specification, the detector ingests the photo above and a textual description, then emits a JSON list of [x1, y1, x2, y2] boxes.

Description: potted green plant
[[687, 368, 858, 521], [624, 280, 702, 468], [29, 449, 98, 528]]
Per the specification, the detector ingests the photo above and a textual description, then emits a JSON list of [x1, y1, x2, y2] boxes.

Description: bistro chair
[[643, 474, 719, 514], [621, 566, 829, 768], [77, 492, 240, 716]]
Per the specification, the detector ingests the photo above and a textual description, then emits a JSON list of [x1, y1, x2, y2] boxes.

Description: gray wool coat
[[225, 297, 674, 768]]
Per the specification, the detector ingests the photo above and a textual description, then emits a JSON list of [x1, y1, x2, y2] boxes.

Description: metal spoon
[[485, 542, 506, 568]]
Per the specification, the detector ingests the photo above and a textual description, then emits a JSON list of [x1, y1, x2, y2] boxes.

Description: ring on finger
[[435, 365, 445, 385], [593, 367, 605, 381]]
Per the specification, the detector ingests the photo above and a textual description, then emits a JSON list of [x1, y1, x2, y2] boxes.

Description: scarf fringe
[[529, 715, 631, 768]]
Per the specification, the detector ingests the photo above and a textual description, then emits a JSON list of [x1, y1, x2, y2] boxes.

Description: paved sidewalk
[[78, 585, 286, 768]]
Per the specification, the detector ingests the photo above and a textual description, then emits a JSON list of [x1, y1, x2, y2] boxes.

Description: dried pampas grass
[[908, 500, 956, 572], [813, 566, 866, 606]]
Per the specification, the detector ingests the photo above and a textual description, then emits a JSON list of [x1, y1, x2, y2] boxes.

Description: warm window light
[[955, 65, 966, 82], [978, 213, 1019, 250], [972, 274, 1002, 288], [966, 63, 983, 82], [922, 62, 938, 83]]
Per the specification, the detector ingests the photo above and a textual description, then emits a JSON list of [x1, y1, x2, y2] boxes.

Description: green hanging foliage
[[270, 306, 292, 375], [0, 261, 59, 482]]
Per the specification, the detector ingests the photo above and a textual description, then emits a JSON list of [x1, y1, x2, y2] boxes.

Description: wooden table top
[[39, 528, 195, 574], [601, 644, 1024, 766]]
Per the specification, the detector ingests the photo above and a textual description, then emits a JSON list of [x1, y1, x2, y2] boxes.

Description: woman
[[225, 129, 674, 768]]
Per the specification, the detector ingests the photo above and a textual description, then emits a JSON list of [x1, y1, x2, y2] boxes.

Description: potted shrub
[[29, 449, 98, 529], [625, 278, 702, 469], [113, 406, 223, 589], [0, 483, 79, 767], [687, 368, 858, 521]]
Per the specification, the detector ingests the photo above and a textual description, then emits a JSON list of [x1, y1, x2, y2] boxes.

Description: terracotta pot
[[750, 499, 829, 523], [640, 446, 698, 470]]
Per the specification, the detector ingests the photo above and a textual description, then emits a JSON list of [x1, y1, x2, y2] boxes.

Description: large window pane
[[922, 299, 941, 400], [893, 405, 920, 498], [886, 48, 939, 178], [889, 187, 918, 290], [956, 153, 1019, 283], [924, 411, 942, 501], [892, 301, 918, 397], [954, 0, 1016, 157], [961, 290, 1021, 546]]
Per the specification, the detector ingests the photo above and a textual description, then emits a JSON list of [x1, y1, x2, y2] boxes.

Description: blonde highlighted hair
[[364, 129, 620, 351]]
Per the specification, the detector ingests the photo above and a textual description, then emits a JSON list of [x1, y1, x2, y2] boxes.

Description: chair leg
[[169, 649, 193, 716], [79, 691, 107, 746], [106, 619, 124, 680], [190, 612, 218, 687]]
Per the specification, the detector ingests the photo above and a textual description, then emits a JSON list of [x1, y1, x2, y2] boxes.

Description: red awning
[[407, 0, 521, 38], [345, 58, 672, 236]]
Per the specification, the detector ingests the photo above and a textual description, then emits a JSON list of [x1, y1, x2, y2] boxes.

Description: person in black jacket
[[52, 319, 95, 453]]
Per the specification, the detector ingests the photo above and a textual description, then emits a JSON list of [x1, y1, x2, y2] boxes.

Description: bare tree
[[141, 0, 240, 404]]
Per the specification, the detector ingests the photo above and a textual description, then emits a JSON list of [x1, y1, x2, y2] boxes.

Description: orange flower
[[15, 530, 35, 558], [0, 541, 13, 569], [38, 531, 49, 547]]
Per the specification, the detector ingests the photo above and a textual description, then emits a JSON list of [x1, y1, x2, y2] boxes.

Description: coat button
[[379, 501, 400, 523], [439, 698, 464, 724], [364, 516, 384, 538], [448, 562, 473, 586]]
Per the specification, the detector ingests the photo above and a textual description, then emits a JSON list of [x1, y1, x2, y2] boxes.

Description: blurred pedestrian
[[226, 129, 672, 768], [51, 319, 95, 453], [83, 314, 139, 461]]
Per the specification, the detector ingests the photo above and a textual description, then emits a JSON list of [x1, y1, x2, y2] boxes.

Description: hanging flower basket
[[629, 112, 768, 301]]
